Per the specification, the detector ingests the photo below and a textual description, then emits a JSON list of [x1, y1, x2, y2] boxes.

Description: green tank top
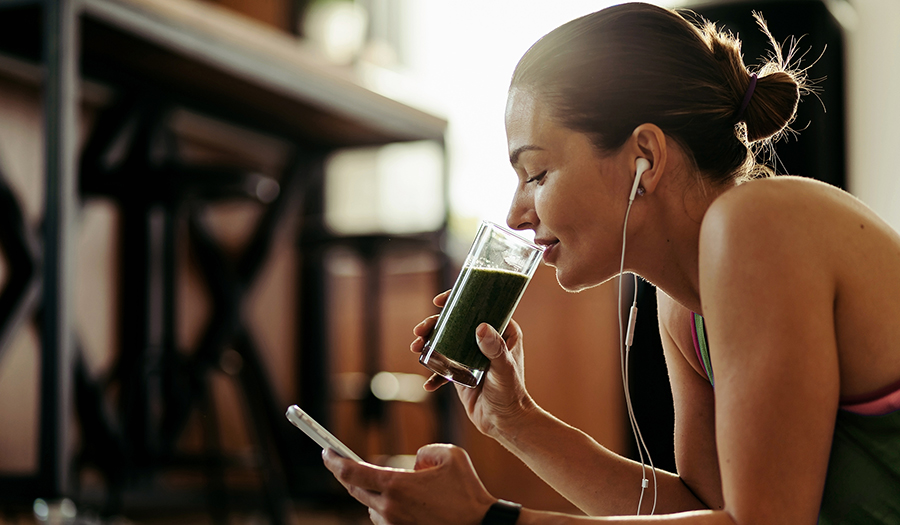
[[691, 313, 900, 523], [819, 409, 900, 523]]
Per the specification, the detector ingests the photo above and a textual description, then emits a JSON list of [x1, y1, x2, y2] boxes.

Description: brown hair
[[510, 2, 808, 184]]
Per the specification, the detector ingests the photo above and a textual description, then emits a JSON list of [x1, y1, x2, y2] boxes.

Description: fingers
[[410, 292, 449, 351], [410, 315, 452, 392], [423, 374, 448, 392], [475, 323, 523, 390], [410, 289, 448, 350], [329, 443, 487, 525], [413, 443, 456, 470], [410, 315, 440, 356], [475, 323, 505, 360], [412, 315, 440, 338], [433, 290, 451, 307], [497, 319, 525, 364], [322, 450, 385, 501], [324, 456, 399, 521], [502, 317, 521, 341], [368, 508, 388, 525]]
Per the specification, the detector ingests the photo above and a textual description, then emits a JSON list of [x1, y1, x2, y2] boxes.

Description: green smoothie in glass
[[419, 221, 543, 387]]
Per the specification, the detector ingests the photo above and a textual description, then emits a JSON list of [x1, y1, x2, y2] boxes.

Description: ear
[[628, 124, 668, 196]]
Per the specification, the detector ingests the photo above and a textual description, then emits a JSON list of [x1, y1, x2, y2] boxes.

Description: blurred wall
[[842, 0, 900, 228]]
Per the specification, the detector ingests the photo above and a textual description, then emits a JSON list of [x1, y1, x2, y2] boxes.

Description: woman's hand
[[410, 292, 537, 439], [410, 290, 453, 391], [323, 444, 495, 525]]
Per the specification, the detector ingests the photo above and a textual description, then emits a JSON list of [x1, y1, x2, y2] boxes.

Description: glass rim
[[480, 220, 545, 253]]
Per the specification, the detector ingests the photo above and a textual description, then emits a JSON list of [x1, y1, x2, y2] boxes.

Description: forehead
[[506, 88, 597, 166], [506, 88, 545, 137], [505, 88, 555, 155]]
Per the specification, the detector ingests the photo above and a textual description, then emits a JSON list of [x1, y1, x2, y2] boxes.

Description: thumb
[[414, 443, 454, 470], [475, 323, 505, 360]]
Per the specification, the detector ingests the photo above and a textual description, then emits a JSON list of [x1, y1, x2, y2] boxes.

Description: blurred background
[[0, 0, 895, 523]]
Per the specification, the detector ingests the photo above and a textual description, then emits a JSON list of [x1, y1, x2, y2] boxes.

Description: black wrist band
[[481, 499, 522, 525]]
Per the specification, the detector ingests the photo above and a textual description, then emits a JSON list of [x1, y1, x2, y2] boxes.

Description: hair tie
[[735, 73, 758, 122]]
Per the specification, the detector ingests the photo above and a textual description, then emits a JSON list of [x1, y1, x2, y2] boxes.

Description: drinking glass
[[419, 221, 543, 387]]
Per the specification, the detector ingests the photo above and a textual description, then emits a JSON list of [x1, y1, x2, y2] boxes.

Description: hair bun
[[742, 70, 800, 142]]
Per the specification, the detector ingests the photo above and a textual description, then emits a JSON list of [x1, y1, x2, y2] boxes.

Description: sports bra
[[690, 313, 900, 523]]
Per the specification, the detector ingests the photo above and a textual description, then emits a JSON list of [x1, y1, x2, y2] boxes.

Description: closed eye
[[526, 171, 547, 184]]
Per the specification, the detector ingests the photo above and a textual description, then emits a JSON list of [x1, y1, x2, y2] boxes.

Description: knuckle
[[347, 484, 364, 501], [334, 462, 351, 480], [380, 474, 399, 495], [380, 501, 403, 524]]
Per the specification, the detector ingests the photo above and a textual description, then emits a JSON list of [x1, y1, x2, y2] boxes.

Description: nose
[[506, 186, 537, 231]]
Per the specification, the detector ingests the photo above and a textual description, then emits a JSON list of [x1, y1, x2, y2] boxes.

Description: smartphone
[[285, 405, 364, 463]]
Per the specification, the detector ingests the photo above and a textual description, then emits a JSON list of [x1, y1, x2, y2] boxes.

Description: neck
[[628, 173, 733, 315]]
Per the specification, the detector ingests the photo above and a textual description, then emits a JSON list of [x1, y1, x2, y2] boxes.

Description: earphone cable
[[626, 272, 658, 514], [618, 197, 658, 515], [617, 200, 646, 514]]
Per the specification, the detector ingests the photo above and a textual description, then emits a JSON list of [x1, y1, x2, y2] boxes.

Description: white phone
[[285, 405, 364, 463]]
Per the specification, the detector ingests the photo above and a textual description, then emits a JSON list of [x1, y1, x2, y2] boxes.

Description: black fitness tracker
[[481, 499, 522, 525]]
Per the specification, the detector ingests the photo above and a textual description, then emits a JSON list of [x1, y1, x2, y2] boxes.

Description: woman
[[324, 3, 900, 523]]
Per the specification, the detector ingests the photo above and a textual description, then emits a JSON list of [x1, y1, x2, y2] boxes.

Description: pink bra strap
[[841, 378, 900, 416]]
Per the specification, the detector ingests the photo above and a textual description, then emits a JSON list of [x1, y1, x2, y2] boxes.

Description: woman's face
[[505, 88, 632, 292]]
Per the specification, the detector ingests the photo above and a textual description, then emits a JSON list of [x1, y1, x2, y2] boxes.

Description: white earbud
[[629, 158, 651, 202]]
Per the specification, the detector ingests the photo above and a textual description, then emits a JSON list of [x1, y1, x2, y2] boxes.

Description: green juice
[[421, 267, 530, 383]]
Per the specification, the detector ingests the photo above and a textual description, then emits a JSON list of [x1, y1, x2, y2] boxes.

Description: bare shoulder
[[699, 176, 884, 276], [702, 176, 859, 239], [699, 176, 900, 397]]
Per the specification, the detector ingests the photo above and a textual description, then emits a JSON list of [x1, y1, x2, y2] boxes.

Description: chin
[[554, 268, 602, 293]]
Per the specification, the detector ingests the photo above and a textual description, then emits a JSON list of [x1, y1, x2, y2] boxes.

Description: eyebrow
[[509, 145, 544, 167]]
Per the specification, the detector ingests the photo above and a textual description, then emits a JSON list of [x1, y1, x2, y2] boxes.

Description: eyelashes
[[526, 171, 547, 184]]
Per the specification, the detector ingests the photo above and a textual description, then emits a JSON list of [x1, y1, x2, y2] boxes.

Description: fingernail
[[475, 324, 489, 343]]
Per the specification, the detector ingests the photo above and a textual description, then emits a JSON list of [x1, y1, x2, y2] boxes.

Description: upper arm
[[656, 290, 723, 510], [699, 184, 840, 524]]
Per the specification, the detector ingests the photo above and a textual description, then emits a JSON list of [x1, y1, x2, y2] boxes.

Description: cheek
[[533, 184, 566, 225], [536, 184, 597, 237]]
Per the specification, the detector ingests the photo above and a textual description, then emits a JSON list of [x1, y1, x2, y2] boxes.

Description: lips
[[534, 238, 559, 263]]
